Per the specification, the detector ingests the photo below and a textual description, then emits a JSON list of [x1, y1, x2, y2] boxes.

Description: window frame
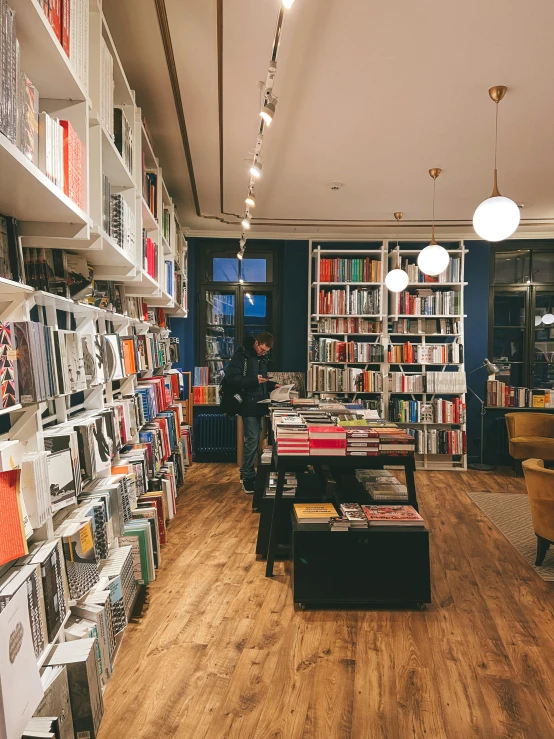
[[197, 241, 281, 378]]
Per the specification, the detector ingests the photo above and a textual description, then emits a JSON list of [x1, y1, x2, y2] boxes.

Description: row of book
[[38, 0, 89, 93], [193, 366, 210, 386], [318, 288, 381, 315], [313, 317, 382, 334], [388, 318, 462, 335], [397, 256, 462, 283], [386, 371, 467, 394], [110, 192, 136, 259], [38, 112, 86, 210], [165, 259, 174, 297], [143, 167, 158, 218], [318, 257, 382, 283], [309, 366, 384, 393], [100, 36, 114, 139], [0, 319, 173, 408], [114, 107, 134, 175], [19, 246, 171, 323], [143, 230, 158, 280], [392, 289, 461, 316], [311, 338, 385, 363], [387, 341, 464, 365], [389, 397, 467, 424], [485, 381, 554, 408], [0, 390, 192, 737], [294, 502, 424, 528], [408, 428, 467, 455], [192, 385, 220, 405]]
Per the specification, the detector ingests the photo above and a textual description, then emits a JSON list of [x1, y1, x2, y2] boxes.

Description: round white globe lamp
[[542, 313, 554, 325], [417, 243, 450, 277], [385, 268, 409, 293]]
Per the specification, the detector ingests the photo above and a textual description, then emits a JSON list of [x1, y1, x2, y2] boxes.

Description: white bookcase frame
[[308, 239, 468, 471]]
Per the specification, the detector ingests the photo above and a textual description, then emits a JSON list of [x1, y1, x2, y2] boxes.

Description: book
[[0, 469, 28, 566], [46, 448, 78, 512], [46, 638, 103, 739], [293, 503, 337, 524], [0, 564, 48, 661], [0, 586, 44, 739], [0, 322, 18, 408], [32, 665, 74, 739], [362, 505, 425, 527], [56, 519, 99, 600]]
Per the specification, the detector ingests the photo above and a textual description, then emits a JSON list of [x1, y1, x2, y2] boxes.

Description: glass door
[[240, 287, 278, 369]]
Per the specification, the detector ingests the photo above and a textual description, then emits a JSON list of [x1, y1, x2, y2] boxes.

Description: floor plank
[[98, 463, 554, 739]]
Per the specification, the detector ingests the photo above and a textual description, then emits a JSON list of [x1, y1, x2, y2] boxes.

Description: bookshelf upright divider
[[308, 239, 467, 470]]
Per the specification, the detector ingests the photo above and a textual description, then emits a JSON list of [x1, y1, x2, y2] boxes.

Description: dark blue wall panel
[[281, 241, 309, 371]]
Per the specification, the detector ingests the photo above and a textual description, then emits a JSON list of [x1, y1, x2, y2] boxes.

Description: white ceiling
[[104, 0, 554, 239]]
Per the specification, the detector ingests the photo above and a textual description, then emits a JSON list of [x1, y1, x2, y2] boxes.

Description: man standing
[[224, 331, 277, 493]]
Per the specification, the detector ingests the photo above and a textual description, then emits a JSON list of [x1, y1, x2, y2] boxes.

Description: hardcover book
[[32, 665, 74, 739], [0, 322, 18, 408]]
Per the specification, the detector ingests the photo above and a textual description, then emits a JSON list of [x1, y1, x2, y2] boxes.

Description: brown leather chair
[[505, 412, 554, 474], [522, 459, 554, 565]]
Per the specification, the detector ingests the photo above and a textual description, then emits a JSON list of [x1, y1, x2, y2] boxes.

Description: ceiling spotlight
[[418, 168, 450, 277], [241, 218, 251, 230], [239, 238, 246, 248], [237, 251, 244, 260], [260, 94, 277, 126], [473, 86, 520, 242], [282, 0, 295, 7], [245, 192, 256, 208], [250, 160, 262, 178], [385, 212, 409, 293]]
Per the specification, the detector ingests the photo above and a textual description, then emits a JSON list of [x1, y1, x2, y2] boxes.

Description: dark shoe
[[242, 477, 255, 494]]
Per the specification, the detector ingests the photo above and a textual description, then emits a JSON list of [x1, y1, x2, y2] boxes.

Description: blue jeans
[[241, 416, 263, 480]]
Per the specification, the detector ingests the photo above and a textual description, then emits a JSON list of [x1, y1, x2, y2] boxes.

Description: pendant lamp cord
[[431, 177, 436, 242], [494, 102, 499, 171]]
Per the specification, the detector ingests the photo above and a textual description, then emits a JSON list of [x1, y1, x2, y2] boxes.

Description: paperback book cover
[[0, 322, 18, 408]]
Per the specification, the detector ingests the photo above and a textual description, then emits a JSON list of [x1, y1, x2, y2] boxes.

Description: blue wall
[[170, 236, 495, 462]]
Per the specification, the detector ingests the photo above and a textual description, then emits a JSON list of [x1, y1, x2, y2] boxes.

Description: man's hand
[[258, 375, 268, 384], [274, 384, 282, 388]]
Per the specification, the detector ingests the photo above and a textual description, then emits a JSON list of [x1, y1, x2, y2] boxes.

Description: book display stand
[[309, 241, 467, 470]]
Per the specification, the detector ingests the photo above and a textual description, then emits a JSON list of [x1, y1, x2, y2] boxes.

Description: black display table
[[265, 450, 417, 577], [292, 519, 431, 608]]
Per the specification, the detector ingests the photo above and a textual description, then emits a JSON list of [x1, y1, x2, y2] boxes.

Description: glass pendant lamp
[[417, 169, 450, 277], [473, 86, 520, 242], [385, 212, 410, 292]]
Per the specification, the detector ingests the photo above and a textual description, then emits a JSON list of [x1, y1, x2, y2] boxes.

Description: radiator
[[194, 413, 237, 455]]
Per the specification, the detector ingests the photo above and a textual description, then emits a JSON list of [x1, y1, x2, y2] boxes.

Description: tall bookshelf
[[0, 1, 191, 734], [308, 240, 467, 470]]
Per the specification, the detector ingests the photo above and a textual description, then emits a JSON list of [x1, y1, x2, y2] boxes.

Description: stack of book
[[328, 516, 349, 532], [314, 317, 382, 334], [275, 422, 309, 456], [267, 472, 297, 497], [377, 428, 415, 454], [299, 410, 334, 426], [319, 257, 381, 283], [399, 256, 461, 283], [293, 503, 337, 524], [339, 503, 368, 528], [355, 470, 409, 501], [312, 338, 385, 363], [345, 427, 379, 455], [142, 231, 158, 279], [192, 385, 220, 404], [362, 505, 424, 527], [308, 425, 346, 456]]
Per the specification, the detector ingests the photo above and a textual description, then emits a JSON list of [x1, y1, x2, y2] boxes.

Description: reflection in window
[[494, 252, 530, 284], [213, 258, 239, 282], [241, 258, 267, 282]]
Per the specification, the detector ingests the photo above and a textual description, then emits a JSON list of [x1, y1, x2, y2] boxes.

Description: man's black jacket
[[223, 336, 277, 416]]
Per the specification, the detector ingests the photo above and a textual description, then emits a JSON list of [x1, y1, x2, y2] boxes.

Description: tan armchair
[[522, 459, 554, 565], [505, 413, 554, 474]]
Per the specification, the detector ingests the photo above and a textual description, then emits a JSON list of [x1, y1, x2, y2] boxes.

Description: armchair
[[522, 459, 554, 566], [505, 412, 554, 475]]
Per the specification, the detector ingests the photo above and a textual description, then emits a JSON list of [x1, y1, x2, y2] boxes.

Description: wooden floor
[[98, 463, 554, 739]]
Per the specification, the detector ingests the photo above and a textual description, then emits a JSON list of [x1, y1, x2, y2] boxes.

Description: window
[[198, 242, 280, 384], [490, 243, 554, 389]]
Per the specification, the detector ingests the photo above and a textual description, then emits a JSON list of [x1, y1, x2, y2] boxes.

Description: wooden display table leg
[[404, 456, 418, 511], [265, 465, 285, 577]]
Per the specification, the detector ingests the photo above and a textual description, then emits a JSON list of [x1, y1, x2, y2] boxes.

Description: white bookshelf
[[7, 0, 188, 316], [308, 239, 467, 470]]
